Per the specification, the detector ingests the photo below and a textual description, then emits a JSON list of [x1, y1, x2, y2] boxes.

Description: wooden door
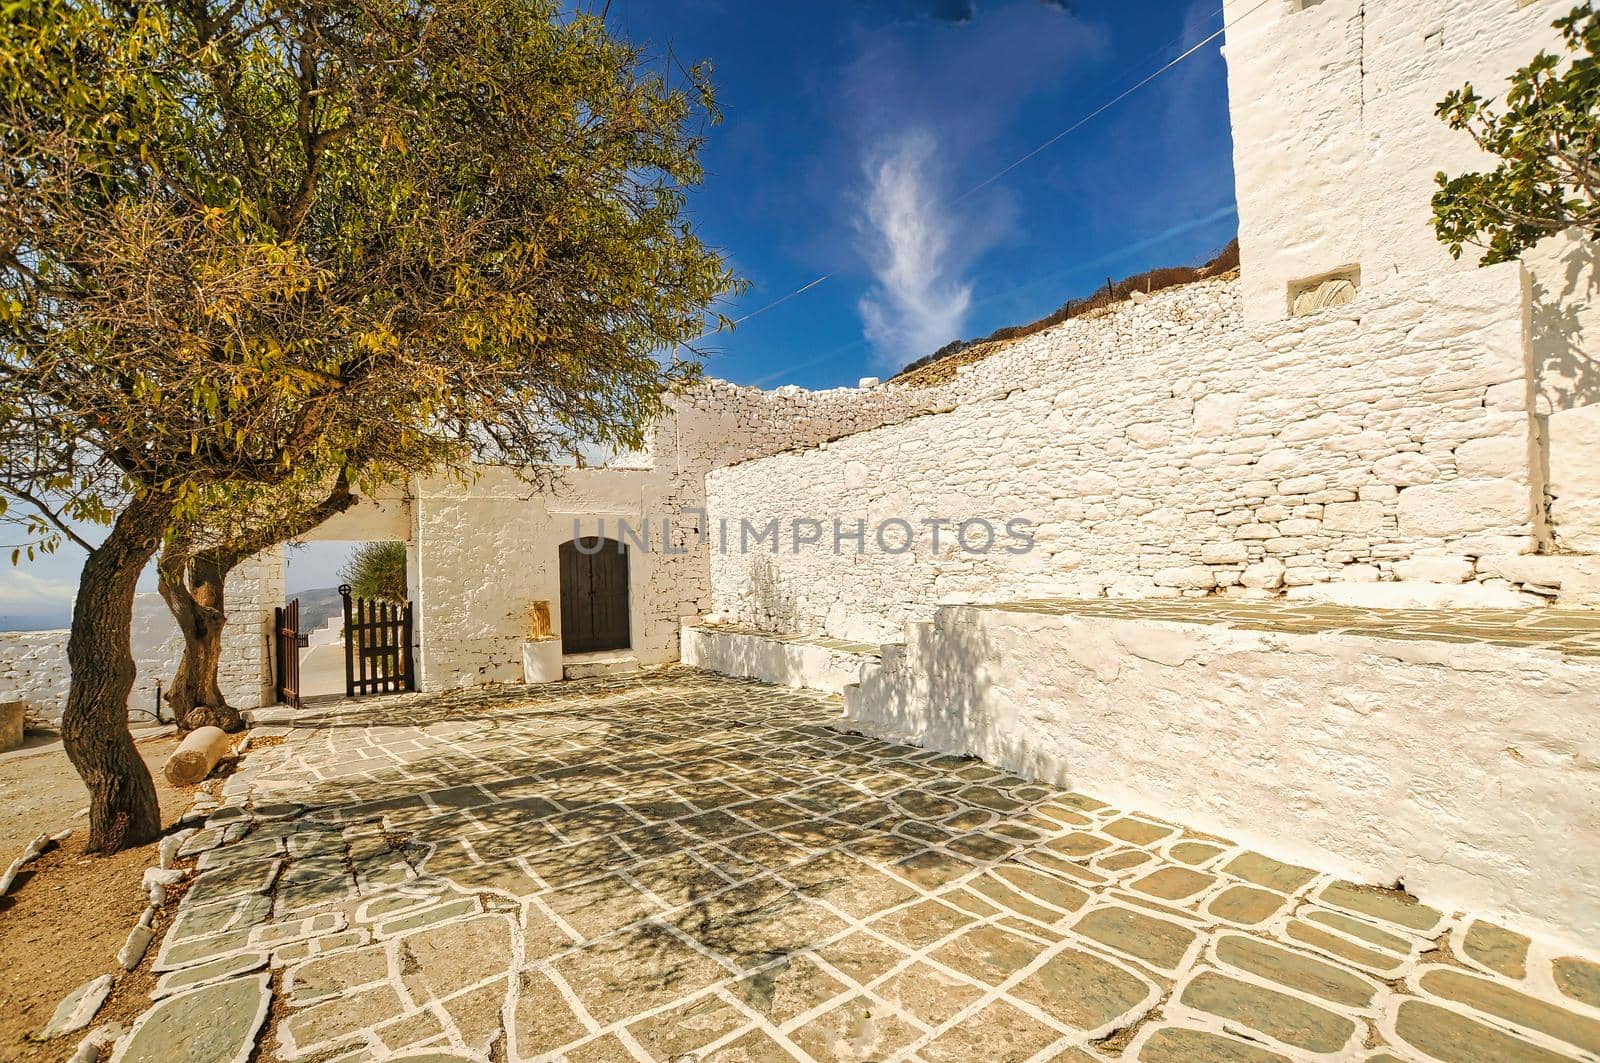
[[559, 538, 630, 653]]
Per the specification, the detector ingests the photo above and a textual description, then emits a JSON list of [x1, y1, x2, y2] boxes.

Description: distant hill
[[288, 586, 345, 633]]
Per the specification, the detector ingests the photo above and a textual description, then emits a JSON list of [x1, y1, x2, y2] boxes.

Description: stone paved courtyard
[[118, 668, 1600, 1062]]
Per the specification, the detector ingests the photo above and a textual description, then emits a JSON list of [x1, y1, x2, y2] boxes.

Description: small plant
[[1433, 4, 1600, 264], [343, 542, 408, 603]]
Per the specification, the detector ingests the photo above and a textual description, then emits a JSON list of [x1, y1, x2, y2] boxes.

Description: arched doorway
[[559, 538, 631, 653]]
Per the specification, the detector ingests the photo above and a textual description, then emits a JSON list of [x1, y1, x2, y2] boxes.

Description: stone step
[[562, 653, 640, 680]]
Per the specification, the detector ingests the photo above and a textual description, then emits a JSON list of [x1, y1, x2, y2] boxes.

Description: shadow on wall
[[1531, 234, 1600, 410], [846, 612, 1011, 777], [1529, 232, 1600, 548], [745, 554, 800, 637], [682, 622, 873, 697]]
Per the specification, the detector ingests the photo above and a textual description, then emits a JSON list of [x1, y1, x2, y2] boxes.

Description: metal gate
[[559, 538, 631, 653], [275, 597, 302, 709], [341, 584, 415, 696]]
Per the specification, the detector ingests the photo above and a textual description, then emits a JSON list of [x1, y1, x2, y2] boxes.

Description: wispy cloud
[[0, 569, 75, 609], [856, 132, 976, 366], [839, 1, 1097, 366]]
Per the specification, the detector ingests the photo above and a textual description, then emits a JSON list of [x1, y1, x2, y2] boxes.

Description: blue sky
[[615, 0, 1239, 389], [1, 0, 1237, 624]]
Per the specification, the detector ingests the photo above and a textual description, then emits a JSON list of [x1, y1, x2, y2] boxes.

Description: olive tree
[[0, 0, 736, 852]]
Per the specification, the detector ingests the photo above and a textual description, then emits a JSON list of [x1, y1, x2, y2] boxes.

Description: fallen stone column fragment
[[163, 726, 231, 786]]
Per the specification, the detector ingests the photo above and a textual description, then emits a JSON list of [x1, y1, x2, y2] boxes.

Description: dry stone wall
[[706, 264, 1543, 643], [666, 377, 938, 467], [1222, 0, 1600, 556], [0, 553, 279, 721], [0, 594, 183, 722]]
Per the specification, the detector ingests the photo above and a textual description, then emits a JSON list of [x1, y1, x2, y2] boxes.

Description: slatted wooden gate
[[275, 597, 302, 709], [559, 537, 631, 653], [341, 584, 415, 697]]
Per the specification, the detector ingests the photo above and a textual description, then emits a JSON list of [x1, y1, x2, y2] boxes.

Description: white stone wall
[[408, 379, 937, 691], [1222, 0, 1600, 553], [1222, 0, 1564, 322], [840, 603, 1600, 948], [412, 466, 671, 689], [0, 593, 184, 722], [1525, 231, 1600, 553], [217, 547, 284, 710], [666, 378, 936, 465], [706, 265, 1547, 644], [680, 622, 875, 695]]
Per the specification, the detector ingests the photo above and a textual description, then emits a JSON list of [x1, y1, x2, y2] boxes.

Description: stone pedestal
[[0, 701, 23, 753], [522, 640, 562, 685]]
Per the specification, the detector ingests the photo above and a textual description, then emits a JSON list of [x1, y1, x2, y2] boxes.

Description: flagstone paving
[[119, 668, 1600, 1062]]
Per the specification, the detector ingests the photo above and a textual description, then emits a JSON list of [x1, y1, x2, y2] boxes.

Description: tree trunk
[[62, 490, 175, 855], [159, 549, 243, 733], [157, 471, 359, 732]]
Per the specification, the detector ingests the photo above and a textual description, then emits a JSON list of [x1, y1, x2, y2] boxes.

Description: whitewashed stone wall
[[706, 264, 1546, 644], [680, 622, 876, 695], [667, 378, 936, 463], [0, 593, 183, 722], [409, 379, 936, 690], [1223, 0, 1600, 553], [1222, 0, 1566, 323], [841, 602, 1600, 948], [217, 548, 283, 710], [412, 467, 671, 688]]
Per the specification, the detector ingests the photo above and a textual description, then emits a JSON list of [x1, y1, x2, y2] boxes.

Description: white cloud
[[856, 131, 975, 367], [0, 569, 76, 609]]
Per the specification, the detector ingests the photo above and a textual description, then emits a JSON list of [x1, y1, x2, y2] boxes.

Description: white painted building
[[6, 0, 1597, 717]]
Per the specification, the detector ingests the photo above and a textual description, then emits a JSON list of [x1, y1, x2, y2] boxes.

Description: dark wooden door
[[275, 598, 301, 708], [559, 538, 630, 653], [341, 585, 415, 697]]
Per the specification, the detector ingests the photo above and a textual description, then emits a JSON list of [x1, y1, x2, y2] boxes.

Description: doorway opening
[[283, 539, 410, 700]]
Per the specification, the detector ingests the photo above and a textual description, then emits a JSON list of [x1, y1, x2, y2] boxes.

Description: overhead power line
[[699, 0, 1274, 340]]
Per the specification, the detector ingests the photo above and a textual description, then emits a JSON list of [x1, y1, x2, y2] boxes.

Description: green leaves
[[1, 0, 737, 560], [342, 540, 407, 602], [1433, 4, 1600, 264]]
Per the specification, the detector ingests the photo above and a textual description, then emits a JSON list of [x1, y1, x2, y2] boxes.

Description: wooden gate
[[341, 585, 415, 697], [275, 597, 302, 709], [559, 538, 631, 653]]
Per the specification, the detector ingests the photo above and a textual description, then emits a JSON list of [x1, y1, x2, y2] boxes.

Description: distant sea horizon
[[0, 611, 72, 632], [3, 583, 339, 633]]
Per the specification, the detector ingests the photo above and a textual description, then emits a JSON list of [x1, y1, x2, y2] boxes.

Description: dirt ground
[[0, 733, 197, 1062]]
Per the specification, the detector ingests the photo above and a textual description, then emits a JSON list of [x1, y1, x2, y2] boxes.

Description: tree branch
[[8, 488, 96, 553]]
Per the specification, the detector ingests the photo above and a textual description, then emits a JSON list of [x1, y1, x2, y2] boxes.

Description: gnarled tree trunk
[[159, 548, 242, 733], [159, 473, 358, 732], [62, 490, 175, 855]]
